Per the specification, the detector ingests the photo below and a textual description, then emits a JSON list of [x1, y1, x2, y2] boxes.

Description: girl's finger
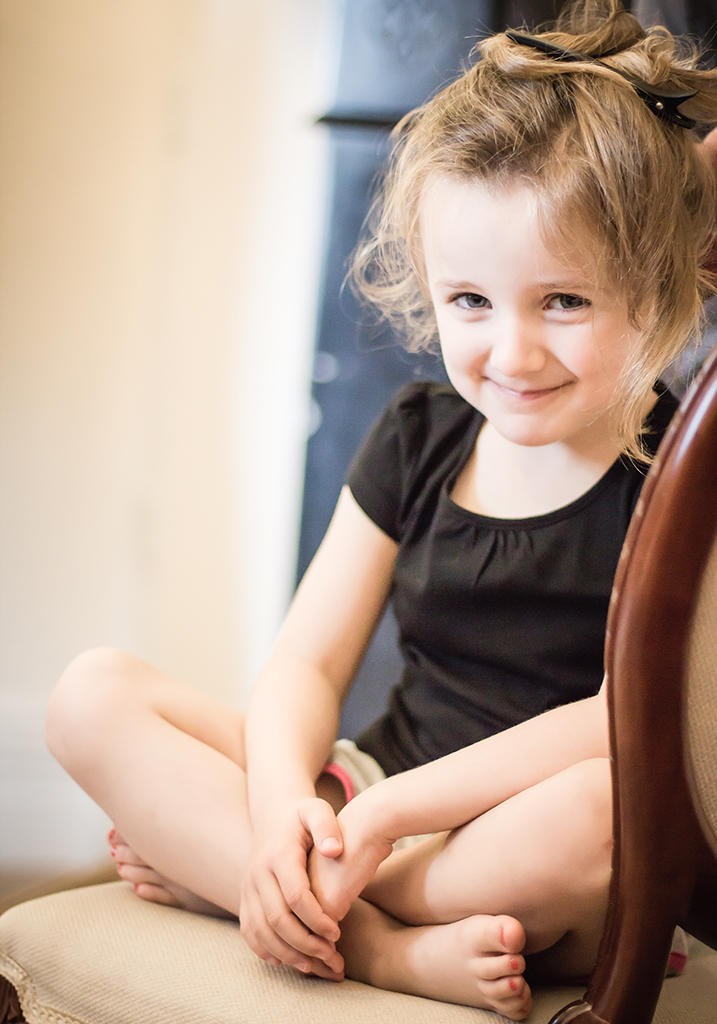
[[243, 906, 345, 977], [273, 860, 341, 942], [298, 797, 344, 858], [242, 874, 343, 972]]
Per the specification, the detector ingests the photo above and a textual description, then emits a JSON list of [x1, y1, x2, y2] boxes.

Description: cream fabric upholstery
[[686, 539, 717, 848], [1, 883, 717, 1024]]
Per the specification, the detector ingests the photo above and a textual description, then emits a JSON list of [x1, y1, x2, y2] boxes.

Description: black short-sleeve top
[[348, 381, 678, 776]]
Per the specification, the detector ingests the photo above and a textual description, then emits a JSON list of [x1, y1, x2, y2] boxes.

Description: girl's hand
[[308, 794, 395, 922], [239, 797, 346, 979]]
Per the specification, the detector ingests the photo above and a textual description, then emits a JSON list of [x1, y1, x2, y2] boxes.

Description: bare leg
[[335, 757, 612, 1008], [47, 649, 609, 1008], [108, 767, 348, 915], [46, 648, 254, 916], [47, 647, 347, 979]]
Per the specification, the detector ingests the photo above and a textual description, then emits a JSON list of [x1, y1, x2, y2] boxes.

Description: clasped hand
[[239, 796, 345, 978], [239, 793, 394, 979]]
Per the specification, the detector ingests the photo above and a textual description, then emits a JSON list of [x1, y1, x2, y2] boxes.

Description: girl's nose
[[487, 315, 547, 378]]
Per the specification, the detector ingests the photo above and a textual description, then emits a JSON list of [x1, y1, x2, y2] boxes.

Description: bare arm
[[240, 486, 397, 970], [351, 684, 607, 840]]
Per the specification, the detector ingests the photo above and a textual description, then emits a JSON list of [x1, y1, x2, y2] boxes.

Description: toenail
[[510, 957, 519, 971], [110, 848, 116, 857], [510, 979, 518, 991], [108, 829, 116, 841]]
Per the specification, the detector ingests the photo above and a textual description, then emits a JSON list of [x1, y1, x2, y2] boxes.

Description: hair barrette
[[505, 30, 697, 129]]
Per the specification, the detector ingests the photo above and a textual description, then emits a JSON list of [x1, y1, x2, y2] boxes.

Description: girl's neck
[[471, 427, 620, 519], [452, 393, 657, 520]]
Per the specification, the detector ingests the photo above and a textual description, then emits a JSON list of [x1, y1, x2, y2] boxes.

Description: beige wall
[[0, 0, 331, 868]]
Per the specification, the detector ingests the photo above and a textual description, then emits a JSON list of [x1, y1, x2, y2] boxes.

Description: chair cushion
[[0, 882, 578, 1024], [0, 882, 716, 1024]]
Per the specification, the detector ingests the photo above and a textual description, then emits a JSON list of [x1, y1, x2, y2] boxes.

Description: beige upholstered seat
[[1, 881, 717, 1024], [0, 881, 580, 1024]]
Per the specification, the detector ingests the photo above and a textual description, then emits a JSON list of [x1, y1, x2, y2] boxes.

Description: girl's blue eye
[[549, 293, 590, 311], [455, 293, 489, 309]]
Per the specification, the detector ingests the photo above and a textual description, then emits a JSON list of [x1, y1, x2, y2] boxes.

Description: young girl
[[45, 2, 717, 1020]]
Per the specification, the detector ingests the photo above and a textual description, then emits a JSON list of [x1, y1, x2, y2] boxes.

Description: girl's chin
[[490, 425, 563, 448]]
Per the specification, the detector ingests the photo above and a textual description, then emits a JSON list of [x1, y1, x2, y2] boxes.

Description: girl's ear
[[700, 126, 717, 173]]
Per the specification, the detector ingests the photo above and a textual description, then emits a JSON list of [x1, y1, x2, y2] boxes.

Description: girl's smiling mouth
[[484, 378, 572, 402]]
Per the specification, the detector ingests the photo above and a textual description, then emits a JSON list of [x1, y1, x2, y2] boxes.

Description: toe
[[481, 974, 528, 1000], [494, 915, 526, 955], [113, 842, 147, 867], [475, 951, 525, 981], [132, 883, 183, 907], [116, 864, 164, 886], [478, 971, 532, 1020]]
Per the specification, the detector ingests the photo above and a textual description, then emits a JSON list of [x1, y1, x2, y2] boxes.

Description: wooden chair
[[550, 348, 717, 1024], [2, 357, 717, 1024]]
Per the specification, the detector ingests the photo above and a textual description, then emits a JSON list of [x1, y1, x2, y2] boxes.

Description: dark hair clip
[[506, 30, 697, 129]]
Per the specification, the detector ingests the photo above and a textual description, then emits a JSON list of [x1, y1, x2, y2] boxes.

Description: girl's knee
[[561, 758, 613, 879], [46, 647, 146, 763], [568, 758, 612, 828]]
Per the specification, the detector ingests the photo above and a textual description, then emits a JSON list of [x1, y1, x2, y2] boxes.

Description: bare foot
[[108, 828, 234, 919], [339, 899, 532, 1019]]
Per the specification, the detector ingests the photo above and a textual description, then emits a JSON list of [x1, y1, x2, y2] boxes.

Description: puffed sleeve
[[346, 382, 433, 542]]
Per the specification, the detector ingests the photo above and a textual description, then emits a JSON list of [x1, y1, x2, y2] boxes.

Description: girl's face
[[420, 177, 644, 453]]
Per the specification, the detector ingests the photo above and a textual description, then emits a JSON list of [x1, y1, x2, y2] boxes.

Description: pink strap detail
[[322, 761, 355, 802], [667, 949, 688, 974]]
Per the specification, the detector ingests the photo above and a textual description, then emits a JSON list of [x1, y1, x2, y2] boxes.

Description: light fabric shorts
[[323, 738, 432, 850]]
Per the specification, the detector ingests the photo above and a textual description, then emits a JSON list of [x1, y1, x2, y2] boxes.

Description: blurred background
[[1, 0, 714, 894], [0, 0, 337, 887]]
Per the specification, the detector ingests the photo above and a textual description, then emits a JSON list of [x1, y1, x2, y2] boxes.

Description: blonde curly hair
[[352, 0, 717, 459]]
